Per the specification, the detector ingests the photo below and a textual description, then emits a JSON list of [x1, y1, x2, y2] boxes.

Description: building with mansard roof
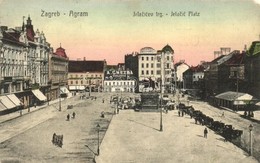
[[68, 59, 106, 93], [49, 45, 69, 101]]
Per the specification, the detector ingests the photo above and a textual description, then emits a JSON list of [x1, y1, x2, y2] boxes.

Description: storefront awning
[[32, 89, 47, 101], [0, 95, 16, 109], [7, 94, 22, 106], [69, 85, 85, 90], [60, 86, 70, 94], [0, 102, 7, 111]]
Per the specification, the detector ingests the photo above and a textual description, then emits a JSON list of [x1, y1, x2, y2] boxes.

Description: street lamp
[[160, 79, 163, 132], [160, 97, 163, 132], [96, 123, 100, 156], [59, 79, 61, 111], [249, 124, 253, 156]]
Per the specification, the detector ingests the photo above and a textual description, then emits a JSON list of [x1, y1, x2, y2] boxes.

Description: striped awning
[[32, 89, 47, 101], [7, 94, 22, 106], [0, 102, 7, 111], [0, 96, 16, 109]]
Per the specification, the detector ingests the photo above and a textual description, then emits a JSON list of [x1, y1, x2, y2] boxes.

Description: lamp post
[[160, 79, 163, 132], [249, 124, 253, 156], [59, 80, 61, 111], [96, 123, 100, 156], [160, 98, 163, 132]]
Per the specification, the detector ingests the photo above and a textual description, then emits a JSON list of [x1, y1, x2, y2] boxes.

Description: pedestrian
[[72, 112, 76, 119], [102, 98, 104, 103], [244, 111, 247, 117], [204, 128, 208, 138], [67, 114, 70, 121], [52, 133, 56, 144], [181, 111, 184, 117], [101, 111, 105, 118], [178, 111, 180, 117]]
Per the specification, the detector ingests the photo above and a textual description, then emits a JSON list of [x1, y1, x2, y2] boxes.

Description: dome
[[140, 47, 156, 54], [162, 44, 174, 53]]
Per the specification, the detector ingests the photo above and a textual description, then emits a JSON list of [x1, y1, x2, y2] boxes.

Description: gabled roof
[[2, 29, 25, 46], [190, 65, 205, 72], [174, 61, 189, 68], [215, 91, 258, 102], [69, 60, 105, 72], [225, 51, 245, 65]]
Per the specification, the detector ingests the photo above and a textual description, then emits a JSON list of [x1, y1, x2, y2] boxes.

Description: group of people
[[67, 112, 76, 121]]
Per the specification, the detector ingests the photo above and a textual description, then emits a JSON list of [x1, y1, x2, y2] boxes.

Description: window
[[141, 70, 144, 75], [151, 63, 154, 68], [146, 70, 149, 75], [146, 57, 149, 61], [167, 56, 169, 60], [81, 80, 83, 84], [167, 63, 170, 69], [146, 63, 149, 68], [70, 81, 73, 84], [76, 81, 78, 84], [142, 57, 144, 61], [151, 70, 154, 75], [151, 57, 154, 61], [157, 63, 161, 68], [142, 63, 144, 68], [157, 70, 161, 75]]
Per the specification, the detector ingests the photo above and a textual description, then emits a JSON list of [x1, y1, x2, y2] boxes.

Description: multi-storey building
[[125, 52, 139, 92], [103, 68, 136, 93], [68, 60, 106, 93], [49, 46, 69, 101], [137, 45, 174, 93], [245, 41, 260, 99], [0, 16, 68, 114], [0, 26, 26, 113], [174, 60, 190, 90], [204, 50, 246, 100]]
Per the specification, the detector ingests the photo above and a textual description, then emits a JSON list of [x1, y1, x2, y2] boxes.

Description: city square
[[1, 0, 260, 162], [0, 92, 259, 163]]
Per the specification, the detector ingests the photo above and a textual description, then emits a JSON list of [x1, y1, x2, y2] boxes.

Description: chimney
[[244, 45, 247, 51]]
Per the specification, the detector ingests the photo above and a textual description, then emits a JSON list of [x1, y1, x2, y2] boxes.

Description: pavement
[[96, 109, 258, 163], [0, 97, 67, 125]]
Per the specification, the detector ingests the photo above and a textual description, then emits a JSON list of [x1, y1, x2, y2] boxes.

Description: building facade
[[137, 45, 174, 93], [49, 46, 69, 101], [174, 60, 190, 90], [68, 60, 106, 93], [204, 50, 246, 100], [103, 69, 136, 93], [245, 41, 260, 99], [0, 16, 51, 113]]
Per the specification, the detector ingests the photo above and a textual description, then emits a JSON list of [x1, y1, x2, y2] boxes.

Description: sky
[[0, 0, 259, 66]]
